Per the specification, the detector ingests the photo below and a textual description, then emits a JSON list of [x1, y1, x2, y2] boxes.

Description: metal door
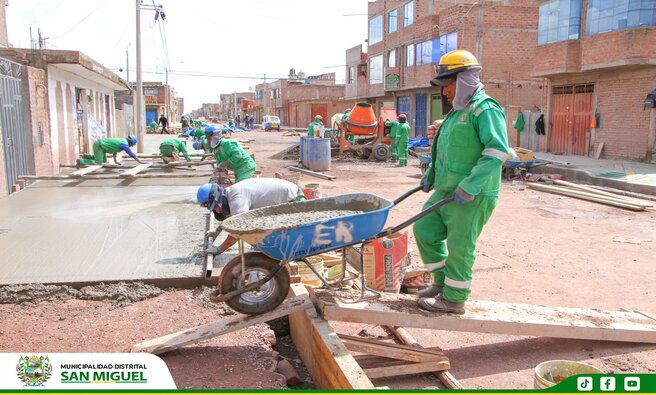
[[396, 96, 410, 121], [415, 94, 427, 136], [0, 58, 29, 195], [550, 84, 593, 155], [145, 109, 157, 127]]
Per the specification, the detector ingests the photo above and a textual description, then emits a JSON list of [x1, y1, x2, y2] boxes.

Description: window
[[369, 55, 383, 84], [406, 45, 415, 67], [439, 32, 458, 56], [387, 49, 397, 67], [144, 87, 158, 96], [404, 1, 414, 27], [538, 0, 582, 45], [369, 15, 383, 44], [388, 9, 398, 33], [587, 0, 656, 35], [348, 66, 355, 84]]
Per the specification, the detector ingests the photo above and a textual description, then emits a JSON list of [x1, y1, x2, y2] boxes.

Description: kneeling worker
[[159, 138, 191, 163], [210, 133, 257, 183], [77, 135, 147, 166], [197, 178, 306, 254]]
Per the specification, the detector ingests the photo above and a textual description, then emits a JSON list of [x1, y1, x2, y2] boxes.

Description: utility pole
[[135, 0, 144, 152], [165, 67, 169, 120], [125, 48, 130, 83]]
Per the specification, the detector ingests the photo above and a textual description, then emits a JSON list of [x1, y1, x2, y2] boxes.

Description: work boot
[[75, 159, 81, 169], [417, 285, 442, 298], [418, 295, 466, 315]]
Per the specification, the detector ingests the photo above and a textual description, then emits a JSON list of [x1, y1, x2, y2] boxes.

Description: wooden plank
[[364, 361, 451, 379], [69, 165, 103, 177], [552, 180, 654, 207], [288, 284, 374, 389], [594, 142, 605, 159], [20, 172, 214, 181], [387, 326, 463, 389], [314, 290, 656, 344], [120, 163, 152, 177], [527, 183, 646, 211], [289, 166, 336, 180], [338, 334, 448, 363], [204, 212, 216, 279], [131, 293, 313, 355]]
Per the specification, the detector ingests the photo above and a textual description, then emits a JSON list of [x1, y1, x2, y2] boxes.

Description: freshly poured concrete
[[0, 179, 215, 286]]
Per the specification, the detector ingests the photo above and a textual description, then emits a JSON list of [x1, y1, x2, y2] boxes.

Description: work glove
[[206, 245, 223, 255], [454, 186, 475, 205], [420, 174, 433, 193], [205, 226, 222, 239], [216, 161, 229, 170]]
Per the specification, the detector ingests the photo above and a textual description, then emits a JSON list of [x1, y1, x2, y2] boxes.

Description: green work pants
[[233, 165, 256, 183], [79, 141, 106, 165], [412, 191, 498, 303], [397, 140, 408, 166], [391, 136, 398, 161]]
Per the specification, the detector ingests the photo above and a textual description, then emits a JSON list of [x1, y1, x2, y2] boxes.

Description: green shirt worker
[[210, 133, 257, 183], [307, 115, 325, 138], [197, 178, 306, 255], [413, 49, 510, 315], [396, 114, 411, 166], [77, 135, 147, 166], [159, 138, 191, 163]]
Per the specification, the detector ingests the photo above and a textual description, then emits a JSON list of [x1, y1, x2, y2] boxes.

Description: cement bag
[[362, 231, 408, 293]]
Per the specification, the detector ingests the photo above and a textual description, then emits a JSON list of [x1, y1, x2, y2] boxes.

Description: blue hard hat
[[197, 183, 215, 210], [127, 135, 137, 145], [193, 141, 200, 150], [205, 125, 217, 136]]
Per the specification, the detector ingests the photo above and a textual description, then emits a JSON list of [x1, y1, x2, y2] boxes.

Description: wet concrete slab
[[0, 179, 216, 286]]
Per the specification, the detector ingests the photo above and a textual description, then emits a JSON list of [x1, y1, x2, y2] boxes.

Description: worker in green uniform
[[159, 138, 191, 163], [77, 135, 147, 166], [210, 133, 257, 183], [413, 49, 510, 315], [341, 109, 355, 144], [307, 115, 324, 138], [193, 136, 211, 154], [148, 121, 158, 133], [396, 114, 411, 166]]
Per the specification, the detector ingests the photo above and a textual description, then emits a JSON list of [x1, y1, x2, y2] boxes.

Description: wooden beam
[[120, 163, 152, 177], [552, 180, 654, 207], [69, 165, 103, 177], [527, 183, 646, 211], [314, 290, 656, 344], [387, 326, 463, 389], [338, 334, 449, 363], [204, 212, 216, 279], [131, 293, 313, 355], [288, 284, 374, 389], [289, 166, 336, 180], [20, 172, 214, 181], [364, 361, 451, 379]]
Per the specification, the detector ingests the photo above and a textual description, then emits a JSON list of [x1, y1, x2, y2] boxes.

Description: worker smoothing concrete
[[197, 178, 306, 255], [77, 135, 147, 166], [208, 132, 257, 183], [159, 138, 191, 163], [413, 49, 510, 314]]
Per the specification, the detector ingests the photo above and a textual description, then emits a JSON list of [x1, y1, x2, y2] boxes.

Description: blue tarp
[[408, 137, 429, 150]]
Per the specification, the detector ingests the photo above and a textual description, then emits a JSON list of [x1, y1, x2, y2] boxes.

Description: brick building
[[347, 0, 546, 141], [533, 0, 656, 161], [254, 71, 347, 127]]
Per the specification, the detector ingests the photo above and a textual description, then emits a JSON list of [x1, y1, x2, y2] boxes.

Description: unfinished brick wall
[[24, 66, 54, 176]]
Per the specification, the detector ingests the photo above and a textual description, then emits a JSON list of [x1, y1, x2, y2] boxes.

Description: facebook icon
[[600, 377, 616, 391]]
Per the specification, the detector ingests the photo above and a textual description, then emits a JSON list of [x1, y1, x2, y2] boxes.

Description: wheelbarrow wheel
[[372, 143, 390, 161], [219, 252, 290, 315]]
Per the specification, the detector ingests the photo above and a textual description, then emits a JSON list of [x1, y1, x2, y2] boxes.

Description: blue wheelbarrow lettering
[[212, 187, 454, 315]]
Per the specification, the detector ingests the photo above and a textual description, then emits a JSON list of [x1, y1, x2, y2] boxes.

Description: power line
[[50, 0, 110, 39]]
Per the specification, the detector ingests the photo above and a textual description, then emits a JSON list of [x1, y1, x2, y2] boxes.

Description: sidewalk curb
[[534, 164, 656, 196]]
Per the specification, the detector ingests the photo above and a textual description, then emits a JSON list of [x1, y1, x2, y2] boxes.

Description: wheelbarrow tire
[[219, 252, 290, 315]]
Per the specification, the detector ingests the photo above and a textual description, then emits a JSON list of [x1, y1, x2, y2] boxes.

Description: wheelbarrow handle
[[393, 185, 423, 205], [376, 192, 455, 239]]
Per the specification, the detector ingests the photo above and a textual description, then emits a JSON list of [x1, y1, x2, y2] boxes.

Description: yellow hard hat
[[431, 49, 481, 86], [315, 115, 323, 120]]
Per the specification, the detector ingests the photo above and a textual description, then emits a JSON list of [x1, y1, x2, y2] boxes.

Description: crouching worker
[[197, 178, 306, 255], [210, 133, 257, 183], [159, 138, 191, 163], [77, 135, 147, 166]]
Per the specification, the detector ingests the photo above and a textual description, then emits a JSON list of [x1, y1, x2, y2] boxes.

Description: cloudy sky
[[6, 0, 370, 112]]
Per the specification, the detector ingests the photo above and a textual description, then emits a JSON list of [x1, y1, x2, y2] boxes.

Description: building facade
[[534, 0, 656, 161], [347, 0, 546, 141]]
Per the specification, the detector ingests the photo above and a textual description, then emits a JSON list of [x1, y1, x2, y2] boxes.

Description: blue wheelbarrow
[[212, 187, 454, 315], [418, 154, 432, 175]]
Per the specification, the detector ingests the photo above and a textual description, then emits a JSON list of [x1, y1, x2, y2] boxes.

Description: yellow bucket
[[534, 360, 603, 389], [297, 257, 324, 286]]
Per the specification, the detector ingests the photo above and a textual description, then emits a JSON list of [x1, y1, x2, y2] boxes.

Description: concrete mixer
[[337, 103, 397, 161]]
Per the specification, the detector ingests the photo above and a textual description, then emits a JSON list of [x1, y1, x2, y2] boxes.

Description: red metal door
[[311, 104, 328, 127], [550, 85, 593, 155]]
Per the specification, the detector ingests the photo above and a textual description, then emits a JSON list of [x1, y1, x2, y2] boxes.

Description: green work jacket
[[385, 120, 400, 140], [307, 120, 323, 137], [160, 138, 191, 162], [397, 122, 410, 142], [214, 140, 256, 174], [425, 89, 509, 197], [99, 137, 130, 154]]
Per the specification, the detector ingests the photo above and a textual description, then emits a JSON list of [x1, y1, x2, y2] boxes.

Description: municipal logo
[[16, 355, 52, 387]]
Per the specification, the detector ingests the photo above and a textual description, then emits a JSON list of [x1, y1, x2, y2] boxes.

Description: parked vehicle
[[263, 115, 281, 131]]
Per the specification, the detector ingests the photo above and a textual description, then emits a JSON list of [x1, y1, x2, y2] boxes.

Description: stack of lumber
[[282, 131, 301, 137], [527, 180, 655, 211]]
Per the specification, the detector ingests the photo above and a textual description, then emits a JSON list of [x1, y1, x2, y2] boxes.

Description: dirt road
[[0, 131, 654, 389]]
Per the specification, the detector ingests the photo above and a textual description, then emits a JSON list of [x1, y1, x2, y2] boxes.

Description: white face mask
[[453, 67, 484, 110]]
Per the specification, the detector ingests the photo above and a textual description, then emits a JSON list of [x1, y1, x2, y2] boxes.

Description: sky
[[6, 0, 371, 112]]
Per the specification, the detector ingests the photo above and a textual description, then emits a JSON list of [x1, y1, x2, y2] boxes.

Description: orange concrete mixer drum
[[345, 103, 378, 136]]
